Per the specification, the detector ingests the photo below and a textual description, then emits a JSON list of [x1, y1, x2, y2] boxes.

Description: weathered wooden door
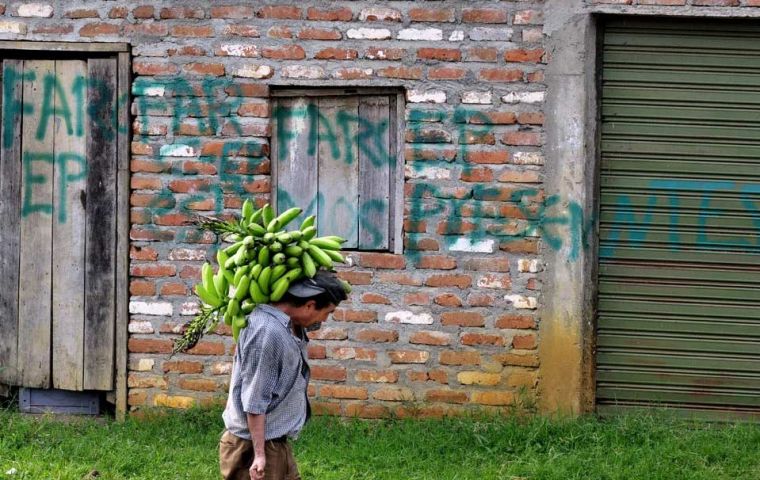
[[0, 57, 118, 392]]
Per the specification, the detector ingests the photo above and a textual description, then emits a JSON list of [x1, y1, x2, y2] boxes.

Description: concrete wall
[[2, 0, 758, 416]]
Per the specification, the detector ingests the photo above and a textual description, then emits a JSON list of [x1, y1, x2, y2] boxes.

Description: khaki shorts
[[219, 430, 301, 480]]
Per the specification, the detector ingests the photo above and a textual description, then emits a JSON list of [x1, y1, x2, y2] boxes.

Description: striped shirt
[[222, 304, 311, 441]]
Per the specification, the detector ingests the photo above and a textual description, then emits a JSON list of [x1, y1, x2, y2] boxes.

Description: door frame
[[0, 41, 130, 420]]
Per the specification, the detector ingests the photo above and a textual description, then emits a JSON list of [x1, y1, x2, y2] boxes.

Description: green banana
[[301, 251, 317, 278], [289, 230, 303, 241], [301, 226, 317, 241], [258, 246, 270, 266], [263, 232, 275, 244], [224, 257, 236, 270], [213, 272, 228, 299], [340, 280, 352, 294], [322, 235, 347, 244], [324, 249, 345, 263], [286, 257, 300, 268], [309, 237, 342, 250], [308, 244, 334, 269], [247, 222, 266, 237], [275, 232, 293, 244], [217, 250, 229, 269], [262, 204, 275, 226], [250, 207, 264, 226], [269, 277, 290, 302], [276, 207, 302, 229], [202, 263, 215, 293], [222, 269, 234, 285], [234, 275, 250, 301], [266, 218, 280, 233], [241, 299, 255, 314], [270, 241, 283, 253], [250, 263, 263, 280], [233, 246, 247, 266], [258, 266, 272, 295], [223, 308, 233, 326], [249, 280, 269, 304], [242, 199, 254, 221], [272, 253, 286, 265], [284, 267, 303, 281], [223, 241, 244, 256], [227, 298, 240, 317], [195, 284, 221, 307], [271, 265, 288, 283], [300, 215, 315, 231], [233, 265, 250, 286], [284, 245, 303, 257]]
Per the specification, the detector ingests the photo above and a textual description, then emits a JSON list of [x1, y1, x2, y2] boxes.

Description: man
[[219, 270, 348, 480]]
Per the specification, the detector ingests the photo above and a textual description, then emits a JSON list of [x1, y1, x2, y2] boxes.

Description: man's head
[[274, 270, 348, 329]]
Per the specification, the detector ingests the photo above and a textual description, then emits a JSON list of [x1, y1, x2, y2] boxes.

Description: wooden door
[[0, 57, 117, 391]]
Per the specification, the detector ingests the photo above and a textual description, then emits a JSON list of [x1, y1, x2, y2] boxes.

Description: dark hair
[[278, 270, 348, 309]]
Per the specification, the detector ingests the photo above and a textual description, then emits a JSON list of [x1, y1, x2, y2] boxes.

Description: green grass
[[1, 404, 759, 479]]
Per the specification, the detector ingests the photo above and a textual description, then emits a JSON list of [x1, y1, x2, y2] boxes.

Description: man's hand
[[250, 454, 265, 479]]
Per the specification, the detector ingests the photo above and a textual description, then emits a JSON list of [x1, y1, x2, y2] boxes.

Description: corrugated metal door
[[597, 18, 760, 420]]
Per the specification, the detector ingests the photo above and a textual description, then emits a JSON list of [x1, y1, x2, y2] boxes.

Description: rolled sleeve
[[240, 335, 283, 415]]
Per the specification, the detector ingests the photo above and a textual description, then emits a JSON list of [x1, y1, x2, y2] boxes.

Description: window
[[271, 89, 403, 253]]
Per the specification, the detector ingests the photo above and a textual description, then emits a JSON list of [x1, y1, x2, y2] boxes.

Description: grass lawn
[[1, 405, 759, 479]]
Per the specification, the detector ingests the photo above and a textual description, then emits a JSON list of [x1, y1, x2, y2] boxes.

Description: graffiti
[[21, 152, 87, 223]]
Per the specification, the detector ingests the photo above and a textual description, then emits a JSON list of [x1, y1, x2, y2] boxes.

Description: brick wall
[[1, 1, 550, 416]]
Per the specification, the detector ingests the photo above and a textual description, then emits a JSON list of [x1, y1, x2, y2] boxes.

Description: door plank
[[0, 59, 23, 386], [358, 96, 390, 250], [52, 60, 87, 391], [18, 60, 55, 388], [83, 58, 117, 390], [273, 97, 318, 223], [318, 96, 359, 247]]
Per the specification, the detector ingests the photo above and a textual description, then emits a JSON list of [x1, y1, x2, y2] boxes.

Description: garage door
[[597, 18, 760, 420]]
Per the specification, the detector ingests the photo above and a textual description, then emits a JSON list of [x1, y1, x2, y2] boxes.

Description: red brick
[[299, 27, 342, 41], [179, 378, 217, 392], [33, 25, 75, 35], [494, 353, 539, 368], [429, 67, 467, 80], [512, 334, 537, 350], [378, 66, 423, 80], [224, 25, 260, 37], [320, 385, 367, 400], [378, 273, 422, 286], [311, 365, 347, 382], [257, 5, 301, 19], [503, 131, 541, 146], [179, 265, 201, 280], [463, 258, 510, 272], [160, 7, 204, 19], [466, 48, 499, 62], [65, 9, 99, 18], [129, 338, 172, 354], [436, 221, 476, 235], [132, 5, 154, 18], [108, 6, 127, 18], [441, 311, 485, 327], [365, 47, 406, 61], [130, 246, 158, 261], [307, 327, 348, 341], [527, 70, 545, 83], [263, 45, 305, 60], [461, 333, 506, 346], [128, 391, 147, 406], [79, 23, 121, 37], [171, 25, 214, 37], [505, 48, 545, 63], [306, 7, 352, 21], [345, 404, 389, 419], [333, 309, 377, 323], [416, 255, 456, 270], [462, 8, 508, 23], [691, 0, 739, 5], [354, 329, 398, 343], [356, 370, 399, 383], [496, 315, 536, 330], [468, 294, 494, 307], [434, 293, 462, 307], [471, 112, 518, 125], [404, 236, 438, 251], [361, 293, 391, 305], [480, 68, 524, 82], [439, 351, 480, 366], [460, 167, 493, 182], [311, 401, 341, 415], [336, 271, 372, 286], [129, 279, 155, 296], [465, 150, 510, 164], [425, 274, 472, 289], [184, 63, 225, 76], [160, 282, 187, 296], [500, 239, 539, 254], [130, 264, 176, 278], [409, 8, 455, 22], [333, 68, 374, 80], [425, 389, 468, 404], [498, 170, 541, 183], [357, 253, 405, 269], [308, 345, 326, 360], [169, 179, 210, 194], [404, 292, 430, 305], [518, 112, 545, 125], [163, 361, 204, 374], [210, 6, 254, 18], [126, 24, 169, 36], [388, 350, 429, 364], [417, 48, 461, 62], [266, 25, 292, 39], [410, 331, 451, 346], [315, 48, 357, 60], [134, 62, 178, 76], [187, 341, 226, 356], [460, 130, 496, 145]]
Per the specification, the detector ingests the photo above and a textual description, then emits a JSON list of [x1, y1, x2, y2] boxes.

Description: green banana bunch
[[176, 201, 353, 352]]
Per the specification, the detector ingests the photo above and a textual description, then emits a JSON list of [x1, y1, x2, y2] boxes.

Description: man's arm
[[247, 413, 266, 478]]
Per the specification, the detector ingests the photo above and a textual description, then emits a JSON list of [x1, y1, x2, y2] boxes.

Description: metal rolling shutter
[[597, 18, 760, 420]]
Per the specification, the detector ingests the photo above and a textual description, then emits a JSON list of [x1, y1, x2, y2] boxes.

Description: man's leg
[[219, 430, 253, 480]]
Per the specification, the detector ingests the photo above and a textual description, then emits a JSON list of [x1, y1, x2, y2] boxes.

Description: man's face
[[294, 301, 336, 329]]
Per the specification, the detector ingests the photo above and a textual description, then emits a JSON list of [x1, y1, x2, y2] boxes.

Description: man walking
[[219, 271, 348, 480]]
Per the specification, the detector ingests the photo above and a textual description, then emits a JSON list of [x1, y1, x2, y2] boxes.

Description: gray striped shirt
[[222, 304, 311, 441]]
